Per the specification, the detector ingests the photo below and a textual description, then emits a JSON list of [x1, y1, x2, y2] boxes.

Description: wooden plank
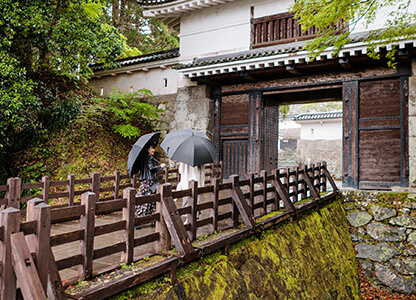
[[51, 205, 85, 223], [134, 232, 160, 247], [21, 182, 42, 189], [0, 207, 20, 299], [260, 170, 267, 216], [95, 198, 126, 214], [56, 254, 84, 271], [230, 175, 256, 228], [95, 220, 126, 236], [93, 243, 126, 260], [79, 192, 96, 279], [50, 180, 69, 187], [160, 184, 194, 256], [10, 232, 47, 300], [50, 230, 84, 247], [71, 257, 179, 300]]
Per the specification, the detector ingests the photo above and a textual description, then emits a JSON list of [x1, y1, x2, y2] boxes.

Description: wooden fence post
[[156, 185, 170, 252], [42, 176, 50, 204], [114, 171, 121, 199], [163, 167, 169, 184], [67, 174, 75, 206], [300, 165, 307, 200], [210, 177, 219, 234], [272, 169, 279, 210], [6, 177, 21, 209], [249, 173, 255, 213], [219, 161, 224, 183], [79, 192, 96, 279], [0, 207, 20, 299], [322, 161, 338, 192], [122, 188, 135, 265], [131, 174, 137, 189], [31, 203, 52, 292], [90, 172, 100, 202], [27, 199, 66, 299], [260, 170, 267, 216], [189, 180, 198, 241]]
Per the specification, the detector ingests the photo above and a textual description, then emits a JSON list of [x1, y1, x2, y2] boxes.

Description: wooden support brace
[[159, 184, 194, 257], [230, 175, 256, 228], [301, 165, 320, 199], [271, 175, 296, 216], [10, 232, 47, 300], [189, 180, 198, 241], [322, 161, 338, 192]]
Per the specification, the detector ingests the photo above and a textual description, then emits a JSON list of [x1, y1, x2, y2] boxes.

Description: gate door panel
[[222, 139, 249, 178]]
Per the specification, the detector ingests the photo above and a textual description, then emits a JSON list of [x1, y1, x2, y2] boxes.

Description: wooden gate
[[222, 139, 249, 178], [343, 78, 409, 188]]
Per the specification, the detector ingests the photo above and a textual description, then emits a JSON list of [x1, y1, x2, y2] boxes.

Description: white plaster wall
[[179, 0, 293, 62], [179, 0, 415, 62], [351, 0, 416, 34], [279, 119, 301, 130], [297, 119, 342, 140], [89, 67, 179, 97]]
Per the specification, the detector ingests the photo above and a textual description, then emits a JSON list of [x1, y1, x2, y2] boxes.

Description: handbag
[[149, 182, 161, 194]]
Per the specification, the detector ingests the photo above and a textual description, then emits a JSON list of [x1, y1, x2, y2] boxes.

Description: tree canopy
[[0, 0, 127, 181], [105, 0, 179, 54], [291, 0, 416, 67]]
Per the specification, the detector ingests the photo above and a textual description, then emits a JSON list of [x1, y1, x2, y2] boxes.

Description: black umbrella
[[128, 132, 161, 177], [160, 129, 217, 167]]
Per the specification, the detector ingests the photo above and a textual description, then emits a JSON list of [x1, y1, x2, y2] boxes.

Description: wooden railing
[[0, 162, 223, 217], [251, 12, 345, 49], [0, 162, 337, 299]]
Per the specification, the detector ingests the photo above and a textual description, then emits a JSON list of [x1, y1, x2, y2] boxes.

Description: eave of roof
[[175, 33, 416, 79], [139, 0, 237, 18], [90, 48, 179, 72], [293, 111, 343, 121], [90, 48, 180, 78]]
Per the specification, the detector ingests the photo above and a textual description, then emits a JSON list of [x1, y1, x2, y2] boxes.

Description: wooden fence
[[0, 162, 337, 299], [0, 162, 223, 218]]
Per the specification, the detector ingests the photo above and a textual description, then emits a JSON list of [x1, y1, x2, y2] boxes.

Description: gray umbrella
[[127, 132, 160, 177], [160, 129, 217, 167]]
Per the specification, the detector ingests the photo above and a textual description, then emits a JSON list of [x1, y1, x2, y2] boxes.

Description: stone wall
[[296, 139, 342, 180], [343, 191, 416, 295]]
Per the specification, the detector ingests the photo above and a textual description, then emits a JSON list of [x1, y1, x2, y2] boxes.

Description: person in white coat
[[176, 162, 205, 224]]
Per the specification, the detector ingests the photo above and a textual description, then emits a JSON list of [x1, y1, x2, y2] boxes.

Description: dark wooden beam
[[239, 71, 257, 82], [286, 64, 302, 76], [339, 57, 353, 70]]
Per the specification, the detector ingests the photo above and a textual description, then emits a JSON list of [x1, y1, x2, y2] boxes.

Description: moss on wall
[[114, 199, 360, 300]]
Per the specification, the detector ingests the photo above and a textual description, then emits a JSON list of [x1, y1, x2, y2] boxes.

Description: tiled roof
[[90, 48, 179, 71], [174, 34, 368, 70], [293, 111, 343, 121]]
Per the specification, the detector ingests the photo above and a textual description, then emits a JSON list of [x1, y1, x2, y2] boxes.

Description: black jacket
[[139, 155, 161, 182]]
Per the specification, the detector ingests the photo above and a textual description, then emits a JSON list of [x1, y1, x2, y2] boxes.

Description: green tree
[[105, 0, 179, 53], [291, 0, 416, 67], [0, 0, 126, 182]]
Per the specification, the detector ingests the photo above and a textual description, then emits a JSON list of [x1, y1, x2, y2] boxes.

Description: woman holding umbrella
[[127, 132, 166, 223], [135, 142, 166, 218]]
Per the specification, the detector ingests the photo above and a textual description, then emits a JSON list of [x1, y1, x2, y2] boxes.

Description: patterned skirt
[[135, 180, 157, 218]]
